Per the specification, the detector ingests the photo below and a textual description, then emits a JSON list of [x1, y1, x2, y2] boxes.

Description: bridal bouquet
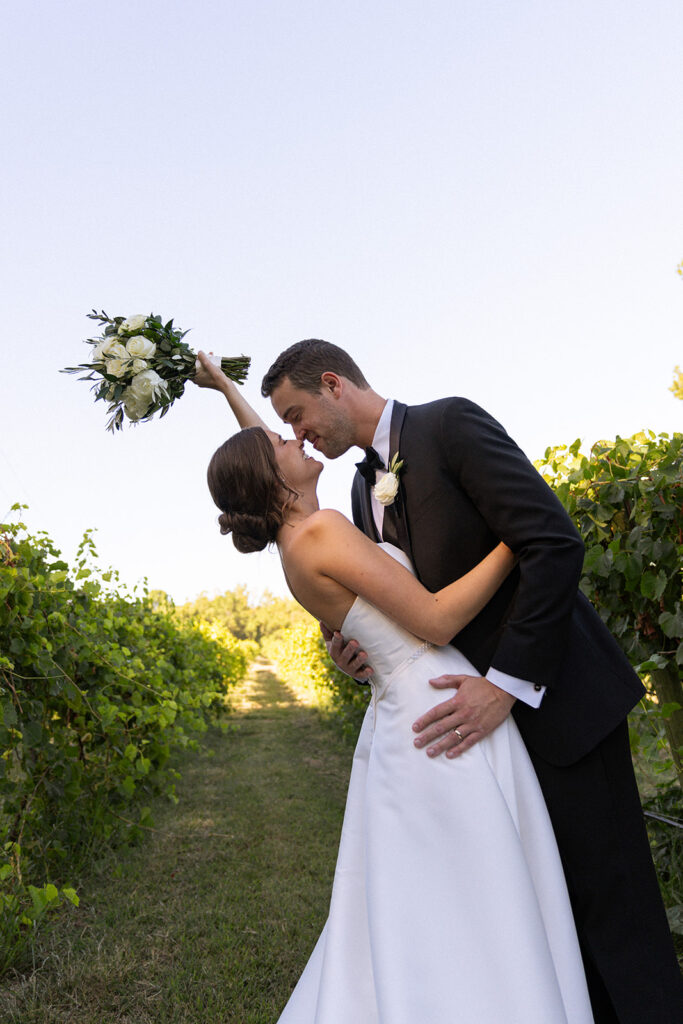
[[63, 310, 250, 432]]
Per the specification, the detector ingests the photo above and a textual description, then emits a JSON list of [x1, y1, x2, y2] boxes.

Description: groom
[[262, 339, 683, 1024]]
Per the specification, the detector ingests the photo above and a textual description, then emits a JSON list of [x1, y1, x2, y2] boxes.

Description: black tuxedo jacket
[[351, 398, 644, 766]]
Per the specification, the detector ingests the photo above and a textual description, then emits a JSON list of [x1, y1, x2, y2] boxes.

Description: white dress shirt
[[368, 399, 545, 709]]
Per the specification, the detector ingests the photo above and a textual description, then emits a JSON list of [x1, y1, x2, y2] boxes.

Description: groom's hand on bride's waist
[[412, 675, 515, 759], [320, 623, 374, 681]]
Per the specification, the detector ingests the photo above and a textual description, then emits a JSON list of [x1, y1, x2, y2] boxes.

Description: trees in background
[[175, 586, 312, 644]]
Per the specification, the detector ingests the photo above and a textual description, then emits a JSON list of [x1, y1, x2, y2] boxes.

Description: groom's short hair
[[261, 339, 369, 397]]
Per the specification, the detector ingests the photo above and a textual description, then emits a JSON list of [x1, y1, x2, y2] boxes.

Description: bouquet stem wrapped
[[63, 310, 250, 432]]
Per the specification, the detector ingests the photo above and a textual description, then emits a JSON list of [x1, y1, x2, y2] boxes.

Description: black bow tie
[[356, 446, 385, 485]]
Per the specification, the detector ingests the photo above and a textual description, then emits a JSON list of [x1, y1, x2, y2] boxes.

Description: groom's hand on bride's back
[[320, 623, 374, 681]]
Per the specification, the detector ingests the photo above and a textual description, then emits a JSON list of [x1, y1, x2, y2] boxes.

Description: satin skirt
[[277, 638, 594, 1024]]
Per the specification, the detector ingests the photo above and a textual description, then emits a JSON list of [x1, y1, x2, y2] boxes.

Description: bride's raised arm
[[286, 509, 515, 645], [194, 350, 270, 431]]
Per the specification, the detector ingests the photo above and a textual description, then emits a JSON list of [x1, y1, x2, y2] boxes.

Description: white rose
[[105, 357, 130, 378], [118, 315, 148, 334], [373, 471, 400, 506], [123, 389, 150, 421], [126, 335, 156, 359], [94, 337, 127, 361], [130, 358, 148, 374], [110, 341, 129, 360], [129, 368, 166, 401], [91, 341, 108, 364]]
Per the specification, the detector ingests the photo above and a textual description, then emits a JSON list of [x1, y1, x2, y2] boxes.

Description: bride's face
[[266, 430, 323, 490]]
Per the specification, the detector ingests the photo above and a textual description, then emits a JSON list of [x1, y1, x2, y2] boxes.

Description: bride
[[195, 353, 594, 1024]]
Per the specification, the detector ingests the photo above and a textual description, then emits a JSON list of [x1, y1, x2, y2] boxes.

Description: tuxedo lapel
[[385, 401, 415, 565], [388, 401, 405, 468], [353, 472, 381, 542]]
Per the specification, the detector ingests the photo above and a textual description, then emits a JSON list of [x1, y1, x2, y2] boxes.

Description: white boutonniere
[[373, 452, 405, 506]]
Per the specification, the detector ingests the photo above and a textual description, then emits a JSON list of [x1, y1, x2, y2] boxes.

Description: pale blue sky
[[1, 1, 681, 602]]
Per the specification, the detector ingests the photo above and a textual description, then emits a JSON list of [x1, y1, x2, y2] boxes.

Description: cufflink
[[534, 684, 542, 691]]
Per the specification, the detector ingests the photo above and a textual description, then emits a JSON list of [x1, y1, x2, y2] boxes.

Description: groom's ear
[[320, 372, 344, 397]]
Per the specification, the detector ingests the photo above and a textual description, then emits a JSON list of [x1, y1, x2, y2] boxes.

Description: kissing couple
[[194, 340, 682, 1024]]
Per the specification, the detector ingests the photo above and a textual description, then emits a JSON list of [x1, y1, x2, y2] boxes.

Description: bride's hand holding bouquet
[[194, 350, 269, 431]]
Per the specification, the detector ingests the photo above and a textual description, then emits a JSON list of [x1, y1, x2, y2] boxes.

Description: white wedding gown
[[278, 545, 594, 1024]]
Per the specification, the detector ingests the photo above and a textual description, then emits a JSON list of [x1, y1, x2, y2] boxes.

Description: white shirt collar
[[371, 399, 394, 467]]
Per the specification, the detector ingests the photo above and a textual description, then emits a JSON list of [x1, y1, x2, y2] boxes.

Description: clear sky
[[1, 0, 681, 603]]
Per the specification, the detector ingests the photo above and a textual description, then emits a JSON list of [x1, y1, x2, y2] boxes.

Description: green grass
[[0, 660, 352, 1023]]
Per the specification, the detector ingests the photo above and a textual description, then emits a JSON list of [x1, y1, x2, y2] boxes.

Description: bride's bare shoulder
[[289, 509, 363, 557], [301, 508, 354, 534]]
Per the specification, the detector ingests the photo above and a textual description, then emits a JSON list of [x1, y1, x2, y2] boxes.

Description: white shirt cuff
[[487, 667, 546, 708]]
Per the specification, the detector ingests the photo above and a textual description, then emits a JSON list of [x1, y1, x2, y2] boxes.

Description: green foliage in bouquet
[[63, 310, 250, 432], [0, 507, 252, 974]]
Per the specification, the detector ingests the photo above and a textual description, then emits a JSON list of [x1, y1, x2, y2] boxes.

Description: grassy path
[[0, 661, 353, 1024]]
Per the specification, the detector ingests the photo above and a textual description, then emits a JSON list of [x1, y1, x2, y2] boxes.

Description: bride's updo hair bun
[[207, 427, 298, 554], [216, 506, 281, 554]]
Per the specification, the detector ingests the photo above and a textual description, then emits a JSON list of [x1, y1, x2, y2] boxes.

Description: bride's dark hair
[[207, 427, 299, 553]]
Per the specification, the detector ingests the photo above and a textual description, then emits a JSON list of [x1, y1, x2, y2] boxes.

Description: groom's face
[[270, 376, 357, 459]]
